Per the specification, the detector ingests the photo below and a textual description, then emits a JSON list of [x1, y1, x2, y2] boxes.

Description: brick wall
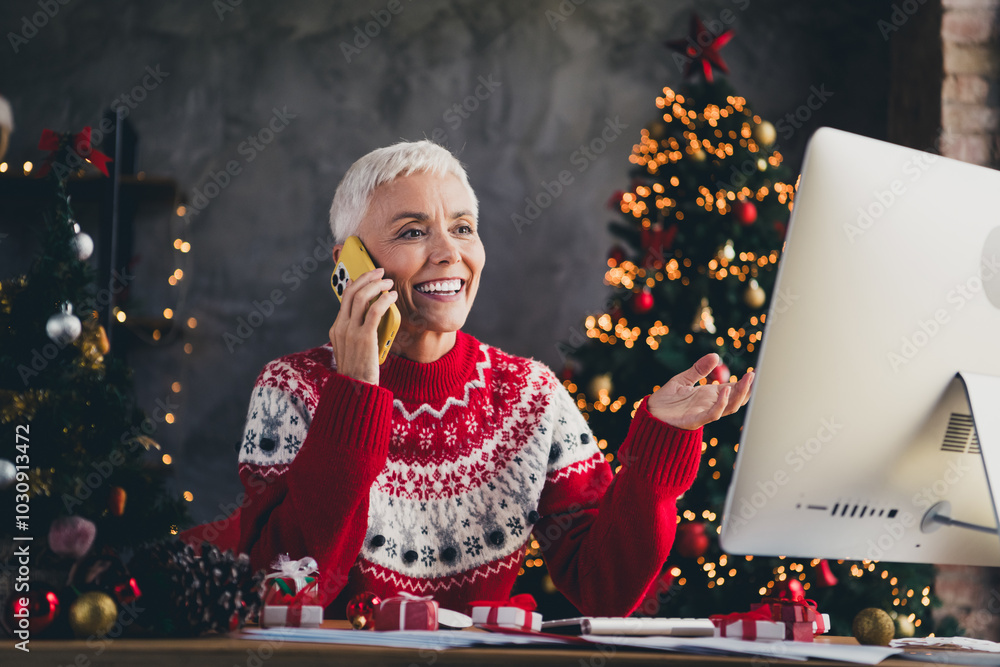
[[940, 0, 1000, 164]]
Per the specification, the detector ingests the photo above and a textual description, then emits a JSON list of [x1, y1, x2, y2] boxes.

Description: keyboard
[[541, 616, 716, 636]]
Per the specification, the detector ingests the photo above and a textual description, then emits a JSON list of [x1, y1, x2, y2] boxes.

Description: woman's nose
[[429, 232, 461, 264]]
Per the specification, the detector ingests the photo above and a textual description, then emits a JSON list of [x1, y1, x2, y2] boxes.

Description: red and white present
[[260, 555, 323, 629], [469, 594, 542, 632], [710, 613, 786, 641], [374, 592, 439, 631], [752, 595, 830, 640], [261, 605, 323, 628]]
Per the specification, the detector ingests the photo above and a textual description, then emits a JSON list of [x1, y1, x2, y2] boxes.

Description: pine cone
[[128, 540, 265, 637]]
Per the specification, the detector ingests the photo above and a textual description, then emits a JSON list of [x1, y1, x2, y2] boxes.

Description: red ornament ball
[[3, 587, 60, 637], [346, 592, 381, 630], [735, 200, 757, 225], [674, 521, 709, 559], [708, 363, 730, 384], [633, 288, 654, 314], [776, 577, 806, 602]]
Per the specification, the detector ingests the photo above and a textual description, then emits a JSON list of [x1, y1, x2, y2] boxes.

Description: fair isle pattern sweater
[[236, 330, 704, 617]]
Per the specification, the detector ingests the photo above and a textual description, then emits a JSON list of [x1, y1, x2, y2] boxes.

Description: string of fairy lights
[[2, 158, 197, 522]]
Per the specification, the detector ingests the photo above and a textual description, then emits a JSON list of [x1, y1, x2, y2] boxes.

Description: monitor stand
[[920, 372, 1000, 538]]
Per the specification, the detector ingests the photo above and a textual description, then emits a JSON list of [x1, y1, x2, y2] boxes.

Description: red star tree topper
[[665, 13, 734, 82]]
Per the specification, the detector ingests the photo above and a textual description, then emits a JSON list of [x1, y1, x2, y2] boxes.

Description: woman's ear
[[332, 245, 343, 263]]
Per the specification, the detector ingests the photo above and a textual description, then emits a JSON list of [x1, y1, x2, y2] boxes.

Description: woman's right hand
[[329, 267, 397, 385]]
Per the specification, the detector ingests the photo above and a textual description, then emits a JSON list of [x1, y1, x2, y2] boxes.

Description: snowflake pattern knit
[[236, 330, 704, 616]]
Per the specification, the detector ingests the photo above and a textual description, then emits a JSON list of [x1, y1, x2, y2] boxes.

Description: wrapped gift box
[[785, 620, 814, 642], [469, 594, 542, 632], [712, 617, 786, 641], [751, 597, 829, 638], [261, 604, 322, 628], [470, 605, 542, 632], [374, 593, 438, 631], [813, 613, 831, 634], [259, 555, 322, 629]]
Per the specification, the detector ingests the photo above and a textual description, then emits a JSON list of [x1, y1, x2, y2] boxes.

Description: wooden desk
[[1, 621, 976, 666]]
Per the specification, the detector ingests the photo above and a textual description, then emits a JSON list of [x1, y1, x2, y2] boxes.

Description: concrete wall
[[0, 0, 891, 523]]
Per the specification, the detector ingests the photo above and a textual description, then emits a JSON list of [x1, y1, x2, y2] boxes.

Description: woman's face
[[355, 170, 485, 338]]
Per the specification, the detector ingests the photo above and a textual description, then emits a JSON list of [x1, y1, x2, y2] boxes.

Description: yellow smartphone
[[331, 236, 401, 364]]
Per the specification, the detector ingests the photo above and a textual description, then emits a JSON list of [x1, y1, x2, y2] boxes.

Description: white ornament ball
[[46, 304, 82, 345], [0, 459, 15, 489], [70, 232, 94, 261]]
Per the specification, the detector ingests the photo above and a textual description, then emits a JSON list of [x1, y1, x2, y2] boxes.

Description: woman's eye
[[401, 229, 423, 239], [458, 224, 474, 234]]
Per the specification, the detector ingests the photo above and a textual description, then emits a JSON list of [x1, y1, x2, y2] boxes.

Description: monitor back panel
[[720, 128, 1000, 566]]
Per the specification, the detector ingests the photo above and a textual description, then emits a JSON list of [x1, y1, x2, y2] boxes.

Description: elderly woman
[[233, 140, 753, 617]]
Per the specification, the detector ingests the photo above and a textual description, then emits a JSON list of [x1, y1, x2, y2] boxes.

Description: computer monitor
[[719, 127, 1000, 566]]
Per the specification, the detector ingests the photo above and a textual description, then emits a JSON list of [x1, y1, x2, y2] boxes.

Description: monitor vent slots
[[826, 502, 898, 520], [940, 413, 980, 455]]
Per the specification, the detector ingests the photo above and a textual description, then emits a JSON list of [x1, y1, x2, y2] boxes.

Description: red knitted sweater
[[235, 330, 704, 617]]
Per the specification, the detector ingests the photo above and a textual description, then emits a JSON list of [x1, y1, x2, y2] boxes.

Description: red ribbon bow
[[709, 606, 773, 640], [37, 127, 112, 177]]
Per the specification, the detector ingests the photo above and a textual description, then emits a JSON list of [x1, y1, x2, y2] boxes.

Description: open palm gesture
[[646, 353, 754, 430]]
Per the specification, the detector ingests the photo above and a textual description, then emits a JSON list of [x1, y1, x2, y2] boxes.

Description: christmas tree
[[518, 16, 941, 638], [0, 128, 193, 638]]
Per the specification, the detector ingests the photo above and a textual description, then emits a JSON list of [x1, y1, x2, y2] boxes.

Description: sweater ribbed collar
[[379, 330, 481, 402]]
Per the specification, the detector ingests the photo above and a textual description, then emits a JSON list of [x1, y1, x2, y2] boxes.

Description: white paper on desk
[[584, 635, 902, 665], [240, 628, 580, 650]]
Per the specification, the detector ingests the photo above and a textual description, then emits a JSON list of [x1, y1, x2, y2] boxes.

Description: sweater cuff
[[289, 372, 394, 491], [617, 396, 704, 490]]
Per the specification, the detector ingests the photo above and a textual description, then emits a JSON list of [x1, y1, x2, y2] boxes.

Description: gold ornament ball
[[744, 279, 766, 309], [757, 158, 768, 171], [542, 574, 558, 595], [753, 120, 777, 146], [852, 608, 895, 646], [588, 373, 613, 399], [69, 591, 118, 638]]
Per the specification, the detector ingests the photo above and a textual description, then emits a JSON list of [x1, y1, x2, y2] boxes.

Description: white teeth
[[415, 279, 463, 294]]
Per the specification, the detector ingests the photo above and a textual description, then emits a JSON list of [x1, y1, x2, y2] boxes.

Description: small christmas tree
[[520, 16, 939, 637], [0, 128, 192, 638]]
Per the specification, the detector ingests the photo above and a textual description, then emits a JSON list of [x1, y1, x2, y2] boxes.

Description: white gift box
[[713, 618, 785, 641], [814, 613, 831, 634], [261, 604, 323, 628], [471, 605, 542, 632]]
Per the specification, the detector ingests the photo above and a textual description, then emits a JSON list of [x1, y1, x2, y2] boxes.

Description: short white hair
[[329, 140, 478, 244]]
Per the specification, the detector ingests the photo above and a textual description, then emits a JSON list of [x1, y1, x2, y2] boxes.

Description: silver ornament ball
[[46, 303, 82, 345], [70, 232, 94, 261], [0, 459, 15, 489]]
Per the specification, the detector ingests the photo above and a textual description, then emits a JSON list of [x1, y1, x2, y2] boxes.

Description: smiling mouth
[[414, 278, 465, 296]]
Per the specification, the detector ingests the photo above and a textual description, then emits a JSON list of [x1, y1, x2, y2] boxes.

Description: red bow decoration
[[37, 127, 112, 177], [466, 593, 537, 613], [709, 605, 772, 640], [665, 14, 734, 83]]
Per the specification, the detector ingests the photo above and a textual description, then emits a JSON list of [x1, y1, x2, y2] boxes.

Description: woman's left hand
[[646, 353, 754, 430]]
